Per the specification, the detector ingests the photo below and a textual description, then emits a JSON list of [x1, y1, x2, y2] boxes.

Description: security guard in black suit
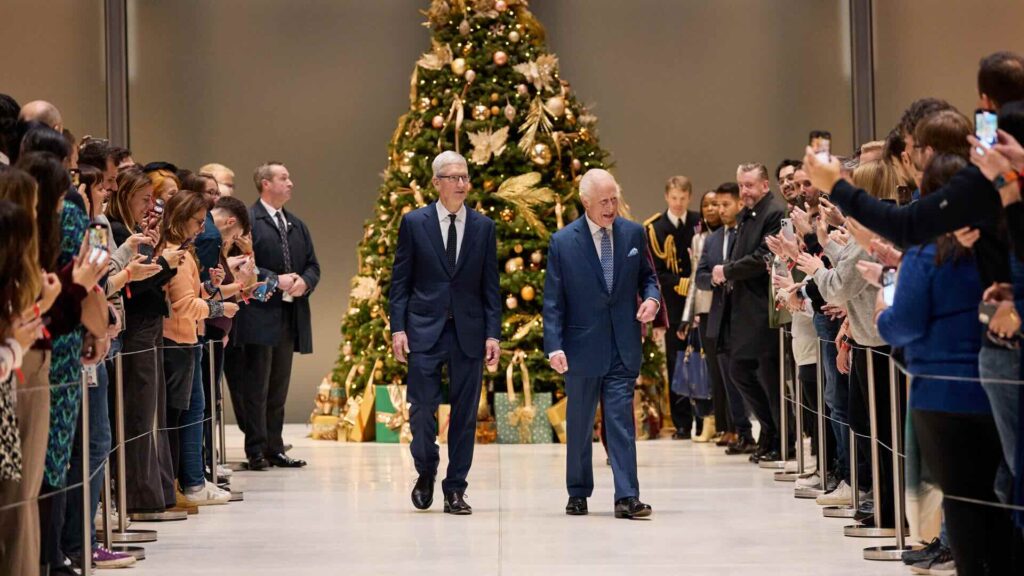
[[645, 176, 701, 439]]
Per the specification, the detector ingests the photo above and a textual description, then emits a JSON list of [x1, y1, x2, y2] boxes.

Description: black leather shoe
[[443, 492, 472, 515], [614, 497, 652, 519], [246, 456, 269, 471], [266, 452, 307, 468], [565, 497, 588, 516], [757, 450, 782, 463], [725, 437, 757, 455], [672, 430, 691, 440], [411, 474, 435, 510]]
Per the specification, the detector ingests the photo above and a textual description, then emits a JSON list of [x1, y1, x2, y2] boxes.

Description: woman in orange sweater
[[160, 189, 237, 506]]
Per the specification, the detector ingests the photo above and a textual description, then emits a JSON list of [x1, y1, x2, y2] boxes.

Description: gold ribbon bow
[[505, 350, 535, 443]]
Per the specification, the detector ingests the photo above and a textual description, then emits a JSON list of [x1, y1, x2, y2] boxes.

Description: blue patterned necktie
[[600, 227, 613, 293]]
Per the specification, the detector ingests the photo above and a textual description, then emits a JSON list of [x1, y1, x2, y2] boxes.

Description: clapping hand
[[795, 252, 825, 275], [856, 260, 885, 288], [869, 239, 903, 267]]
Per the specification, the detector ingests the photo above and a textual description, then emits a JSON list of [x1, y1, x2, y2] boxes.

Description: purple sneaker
[[92, 546, 137, 569]]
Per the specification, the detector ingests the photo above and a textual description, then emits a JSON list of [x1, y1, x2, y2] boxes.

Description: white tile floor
[[123, 424, 907, 576]]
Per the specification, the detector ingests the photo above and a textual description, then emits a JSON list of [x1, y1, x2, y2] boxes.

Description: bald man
[[19, 100, 63, 132], [543, 169, 660, 519]]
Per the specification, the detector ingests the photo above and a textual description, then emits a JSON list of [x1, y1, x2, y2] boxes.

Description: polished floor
[[125, 424, 907, 575]]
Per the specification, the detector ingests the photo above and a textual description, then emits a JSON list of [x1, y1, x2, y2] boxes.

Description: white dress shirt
[[437, 202, 467, 262], [261, 199, 295, 301], [722, 225, 737, 261], [666, 210, 687, 229]]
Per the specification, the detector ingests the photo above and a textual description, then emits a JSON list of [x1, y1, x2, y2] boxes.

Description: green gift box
[[374, 384, 410, 443], [494, 351, 553, 444]]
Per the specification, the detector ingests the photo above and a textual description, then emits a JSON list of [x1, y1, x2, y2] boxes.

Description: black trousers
[[914, 409, 1023, 576], [850, 345, 902, 526], [223, 340, 248, 436], [698, 316, 730, 432], [729, 350, 780, 448], [241, 305, 295, 460], [666, 323, 700, 435]]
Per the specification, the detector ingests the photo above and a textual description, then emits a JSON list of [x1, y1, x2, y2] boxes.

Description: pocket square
[[628, 247, 639, 257]]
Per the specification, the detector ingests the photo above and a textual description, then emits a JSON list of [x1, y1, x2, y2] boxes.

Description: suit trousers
[[665, 323, 699, 435], [729, 350, 781, 448], [715, 350, 753, 440], [407, 319, 482, 495], [242, 304, 295, 459], [697, 315, 730, 431], [565, 343, 639, 503], [222, 341, 248, 436]]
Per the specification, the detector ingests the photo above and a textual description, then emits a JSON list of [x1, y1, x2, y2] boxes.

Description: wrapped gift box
[[345, 383, 376, 442], [546, 396, 568, 444], [438, 404, 452, 444], [375, 384, 410, 443], [310, 415, 339, 440], [494, 351, 553, 444]]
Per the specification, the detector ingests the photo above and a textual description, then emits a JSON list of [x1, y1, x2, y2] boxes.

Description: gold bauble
[[490, 105, 501, 117], [417, 97, 431, 112], [431, 97, 439, 106], [483, 179, 495, 191], [472, 104, 490, 121], [529, 142, 552, 166], [520, 285, 536, 301], [571, 158, 582, 172], [465, 69, 477, 83], [389, 192, 398, 205], [504, 257, 524, 273], [490, 92, 500, 103], [347, 307, 360, 316], [504, 104, 516, 121], [357, 365, 367, 376], [565, 108, 576, 125], [365, 255, 375, 265], [505, 295, 519, 309], [375, 370, 383, 380], [579, 126, 591, 141], [508, 30, 520, 43], [514, 243, 524, 254], [431, 115, 445, 129], [495, 0, 508, 11], [530, 250, 543, 264], [462, 42, 473, 57], [451, 57, 467, 76], [377, 245, 386, 254], [402, 205, 413, 215], [459, 19, 471, 36], [342, 341, 352, 356], [516, 84, 529, 96], [500, 207, 515, 222], [398, 150, 416, 174], [379, 213, 389, 222], [493, 51, 509, 66], [545, 96, 565, 118]]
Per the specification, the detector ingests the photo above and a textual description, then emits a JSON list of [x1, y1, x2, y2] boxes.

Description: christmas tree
[[324, 0, 665, 429]]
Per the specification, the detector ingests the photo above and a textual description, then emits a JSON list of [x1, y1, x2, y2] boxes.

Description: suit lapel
[[453, 208, 476, 276], [422, 203, 452, 277], [573, 217, 606, 289], [611, 217, 627, 293]]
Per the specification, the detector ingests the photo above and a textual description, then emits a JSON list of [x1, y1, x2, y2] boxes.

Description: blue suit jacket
[[694, 227, 729, 341], [543, 216, 661, 377], [389, 203, 501, 359]]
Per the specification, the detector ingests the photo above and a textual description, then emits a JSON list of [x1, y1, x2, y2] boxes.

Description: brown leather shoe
[[716, 432, 737, 447]]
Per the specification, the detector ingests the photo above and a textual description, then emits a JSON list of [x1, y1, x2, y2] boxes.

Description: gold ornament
[[490, 105, 501, 117], [347, 307, 360, 316], [389, 192, 398, 205], [462, 42, 473, 57], [565, 108, 576, 125], [398, 150, 416, 174], [432, 115, 445, 129], [495, 0, 508, 11], [465, 69, 477, 83], [357, 364, 367, 376], [490, 92, 500, 103], [484, 179, 495, 191], [571, 158, 582, 172], [508, 30, 520, 43], [375, 370, 383, 381], [493, 51, 509, 66], [516, 84, 529, 97], [579, 126, 591, 141], [529, 142, 552, 166], [451, 57, 467, 76], [342, 341, 352, 356], [506, 295, 519, 309], [545, 96, 565, 118], [530, 250, 543, 264], [417, 97, 431, 112], [468, 126, 509, 165], [471, 104, 490, 121], [500, 207, 515, 223], [514, 54, 559, 93], [514, 243, 524, 254], [459, 19, 471, 36], [402, 205, 413, 215], [431, 97, 439, 106], [520, 285, 535, 301], [504, 103, 516, 121], [378, 245, 386, 254], [379, 213, 389, 221], [504, 257, 524, 273]]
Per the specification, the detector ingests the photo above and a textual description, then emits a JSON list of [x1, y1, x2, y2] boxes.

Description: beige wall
[[5, 1, 1022, 424]]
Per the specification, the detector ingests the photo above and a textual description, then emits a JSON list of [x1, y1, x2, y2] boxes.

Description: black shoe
[[443, 492, 472, 515], [672, 430, 691, 440], [565, 496, 588, 516], [902, 537, 941, 565], [411, 474, 435, 510], [614, 497, 652, 519], [246, 456, 269, 471], [757, 450, 782, 464], [725, 437, 757, 455], [266, 452, 307, 468]]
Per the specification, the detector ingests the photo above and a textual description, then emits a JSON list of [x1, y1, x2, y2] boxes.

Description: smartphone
[[813, 136, 831, 163], [138, 243, 155, 264], [979, 302, 1000, 324], [881, 267, 897, 306], [87, 223, 109, 251], [781, 218, 795, 240], [253, 275, 280, 302], [976, 109, 998, 150], [772, 258, 789, 278]]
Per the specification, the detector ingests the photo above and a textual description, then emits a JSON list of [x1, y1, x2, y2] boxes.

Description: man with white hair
[[18, 99, 64, 132], [390, 150, 501, 515], [543, 168, 661, 519], [201, 163, 236, 197]]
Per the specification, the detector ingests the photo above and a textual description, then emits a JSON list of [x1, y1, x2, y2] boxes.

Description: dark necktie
[[726, 228, 737, 259], [446, 214, 457, 273], [600, 227, 613, 293], [274, 211, 293, 273]]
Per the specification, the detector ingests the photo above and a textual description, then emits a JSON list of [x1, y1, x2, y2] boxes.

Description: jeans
[[62, 338, 119, 557], [179, 345, 206, 490], [978, 345, 1020, 504], [814, 313, 850, 481]]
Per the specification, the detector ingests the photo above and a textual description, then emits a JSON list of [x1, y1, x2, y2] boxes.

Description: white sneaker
[[182, 480, 231, 506], [218, 464, 233, 478], [795, 472, 822, 489], [816, 480, 853, 506], [94, 508, 130, 531]]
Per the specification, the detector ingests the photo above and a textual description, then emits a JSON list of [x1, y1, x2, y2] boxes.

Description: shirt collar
[[437, 202, 467, 222], [667, 210, 687, 228], [260, 198, 282, 220], [585, 214, 612, 236], [0, 151, 8, 166]]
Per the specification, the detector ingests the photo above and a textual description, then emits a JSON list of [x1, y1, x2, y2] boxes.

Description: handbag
[[670, 329, 711, 403]]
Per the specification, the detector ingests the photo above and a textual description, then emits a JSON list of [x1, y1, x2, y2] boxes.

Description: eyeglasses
[[437, 175, 470, 184], [190, 215, 206, 227]]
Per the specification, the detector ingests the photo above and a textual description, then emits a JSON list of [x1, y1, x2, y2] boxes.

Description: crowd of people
[[0, 95, 319, 574], [648, 50, 1024, 575]]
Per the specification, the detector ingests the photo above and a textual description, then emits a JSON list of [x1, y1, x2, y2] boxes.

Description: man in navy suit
[[390, 151, 501, 515], [543, 169, 661, 519]]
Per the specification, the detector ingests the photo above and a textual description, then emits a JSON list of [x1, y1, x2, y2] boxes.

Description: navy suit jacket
[[543, 216, 661, 378], [389, 203, 501, 359], [694, 227, 729, 342]]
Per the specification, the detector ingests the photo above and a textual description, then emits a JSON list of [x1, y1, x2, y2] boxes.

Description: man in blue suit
[[390, 151, 501, 515], [543, 169, 661, 519]]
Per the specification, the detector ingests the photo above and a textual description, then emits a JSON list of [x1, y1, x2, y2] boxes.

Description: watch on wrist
[[993, 170, 1019, 190]]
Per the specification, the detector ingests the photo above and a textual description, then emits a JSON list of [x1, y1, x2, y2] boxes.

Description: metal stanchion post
[[208, 340, 243, 502], [100, 466, 112, 549], [770, 330, 795, 477], [81, 371, 92, 576], [824, 426, 859, 518], [845, 348, 895, 538], [796, 340, 828, 499], [864, 358, 916, 560], [109, 352, 154, 553]]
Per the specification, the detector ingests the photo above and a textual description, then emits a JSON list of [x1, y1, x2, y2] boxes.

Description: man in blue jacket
[[390, 151, 501, 515], [543, 168, 661, 519]]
